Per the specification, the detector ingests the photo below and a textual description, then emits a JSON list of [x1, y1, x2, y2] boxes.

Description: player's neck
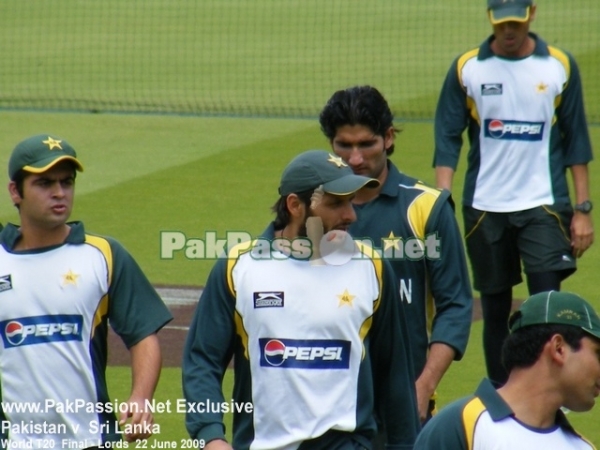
[[497, 372, 560, 429], [491, 35, 535, 58], [14, 223, 71, 251]]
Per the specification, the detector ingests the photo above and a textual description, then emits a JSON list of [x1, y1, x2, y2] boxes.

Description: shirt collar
[[379, 160, 402, 198], [0, 221, 86, 253], [475, 378, 581, 436], [475, 378, 514, 420]]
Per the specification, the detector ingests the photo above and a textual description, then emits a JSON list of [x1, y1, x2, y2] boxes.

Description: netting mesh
[[1, 0, 598, 122]]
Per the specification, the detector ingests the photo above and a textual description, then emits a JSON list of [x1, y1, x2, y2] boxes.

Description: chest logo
[[253, 292, 284, 308], [484, 119, 544, 141], [481, 83, 502, 96], [0, 315, 83, 348], [62, 269, 80, 287], [0, 274, 12, 293], [337, 289, 356, 308], [536, 82, 549, 93], [260, 338, 351, 369], [383, 231, 401, 251]]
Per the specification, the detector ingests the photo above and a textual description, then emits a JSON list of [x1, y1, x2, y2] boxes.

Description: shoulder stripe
[[462, 397, 486, 450], [548, 46, 571, 115], [355, 241, 383, 360], [84, 234, 112, 336], [354, 241, 383, 313], [548, 46, 571, 82], [226, 240, 256, 361], [85, 234, 113, 285], [406, 184, 441, 239], [457, 48, 479, 90], [413, 182, 441, 197], [225, 240, 254, 297], [457, 48, 481, 124]]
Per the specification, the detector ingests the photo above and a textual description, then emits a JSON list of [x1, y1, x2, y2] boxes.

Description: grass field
[[0, 1, 599, 121], [2, 110, 600, 445]]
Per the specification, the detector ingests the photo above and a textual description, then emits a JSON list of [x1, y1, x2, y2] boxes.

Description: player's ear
[[384, 127, 395, 152], [285, 194, 305, 219], [529, 5, 536, 22], [547, 333, 568, 366], [8, 181, 22, 205]]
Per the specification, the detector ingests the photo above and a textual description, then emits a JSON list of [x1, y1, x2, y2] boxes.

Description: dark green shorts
[[463, 204, 576, 294]]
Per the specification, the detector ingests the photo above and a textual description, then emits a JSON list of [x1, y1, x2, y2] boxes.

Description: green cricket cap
[[487, 0, 532, 25], [9, 134, 84, 180], [279, 150, 379, 196], [509, 291, 600, 340]]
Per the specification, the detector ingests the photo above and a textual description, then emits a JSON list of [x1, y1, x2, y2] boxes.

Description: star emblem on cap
[[42, 137, 63, 151], [337, 289, 356, 307], [62, 269, 80, 287], [536, 82, 548, 93], [327, 154, 347, 168]]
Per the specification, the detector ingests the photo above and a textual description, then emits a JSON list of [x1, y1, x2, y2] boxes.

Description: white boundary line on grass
[[155, 286, 202, 332]]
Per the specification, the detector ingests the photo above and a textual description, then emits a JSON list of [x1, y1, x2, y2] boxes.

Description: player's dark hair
[[271, 189, 314, 230], [12, 169, 26, 199], [501, 324, 586, 372], [319, 85, 400, 156]]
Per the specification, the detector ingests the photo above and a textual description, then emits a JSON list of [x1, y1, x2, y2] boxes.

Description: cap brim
[[22, 155, 84, 174], [489, 6, 530, 24], [582, 328, 600, 342], [322, 175, 379, 195]]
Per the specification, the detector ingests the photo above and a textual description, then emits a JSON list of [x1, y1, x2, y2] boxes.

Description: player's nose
[[347, 148, 363, 168], [50, 181, 66, 198], [341, 202, 357, 223]]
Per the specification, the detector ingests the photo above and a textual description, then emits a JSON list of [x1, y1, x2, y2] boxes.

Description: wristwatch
[[574, 200, 593, 214]]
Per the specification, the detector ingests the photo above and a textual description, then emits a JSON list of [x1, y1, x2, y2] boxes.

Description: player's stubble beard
[[298, 209, 352, 237]]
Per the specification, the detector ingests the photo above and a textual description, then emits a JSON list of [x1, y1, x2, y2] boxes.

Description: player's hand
[[571, 212, 594, 258], [415, 378, 435, 423], [205, 439, 233, 450], [118, 396, 154, 442]]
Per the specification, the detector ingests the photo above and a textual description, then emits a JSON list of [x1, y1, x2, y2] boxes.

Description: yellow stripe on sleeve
[[462, 397, 486, 450], [457, 49, 481, 124], [355, 241, 383, 359], [406, 185, 440, 239], [84, 235, 113, 336], [226, 240, 255, 360]]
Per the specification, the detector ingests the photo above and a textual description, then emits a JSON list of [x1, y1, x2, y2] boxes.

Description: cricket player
[[183, 150, 420, 450], [319, 85, 473, 427], [434, 0, 594, 386], [0, 134, 173, 448], [414, 291, 599, 450]]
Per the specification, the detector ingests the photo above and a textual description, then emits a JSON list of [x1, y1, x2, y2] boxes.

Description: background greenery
[[0, 0, 599, 120], [2, 111, 599, 445]]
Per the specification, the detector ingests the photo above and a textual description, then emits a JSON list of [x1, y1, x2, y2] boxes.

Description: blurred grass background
[[1, 0, 599, 120]]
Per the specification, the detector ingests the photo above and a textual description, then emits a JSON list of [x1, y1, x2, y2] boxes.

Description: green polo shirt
[[349, 161, 472, 378]]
